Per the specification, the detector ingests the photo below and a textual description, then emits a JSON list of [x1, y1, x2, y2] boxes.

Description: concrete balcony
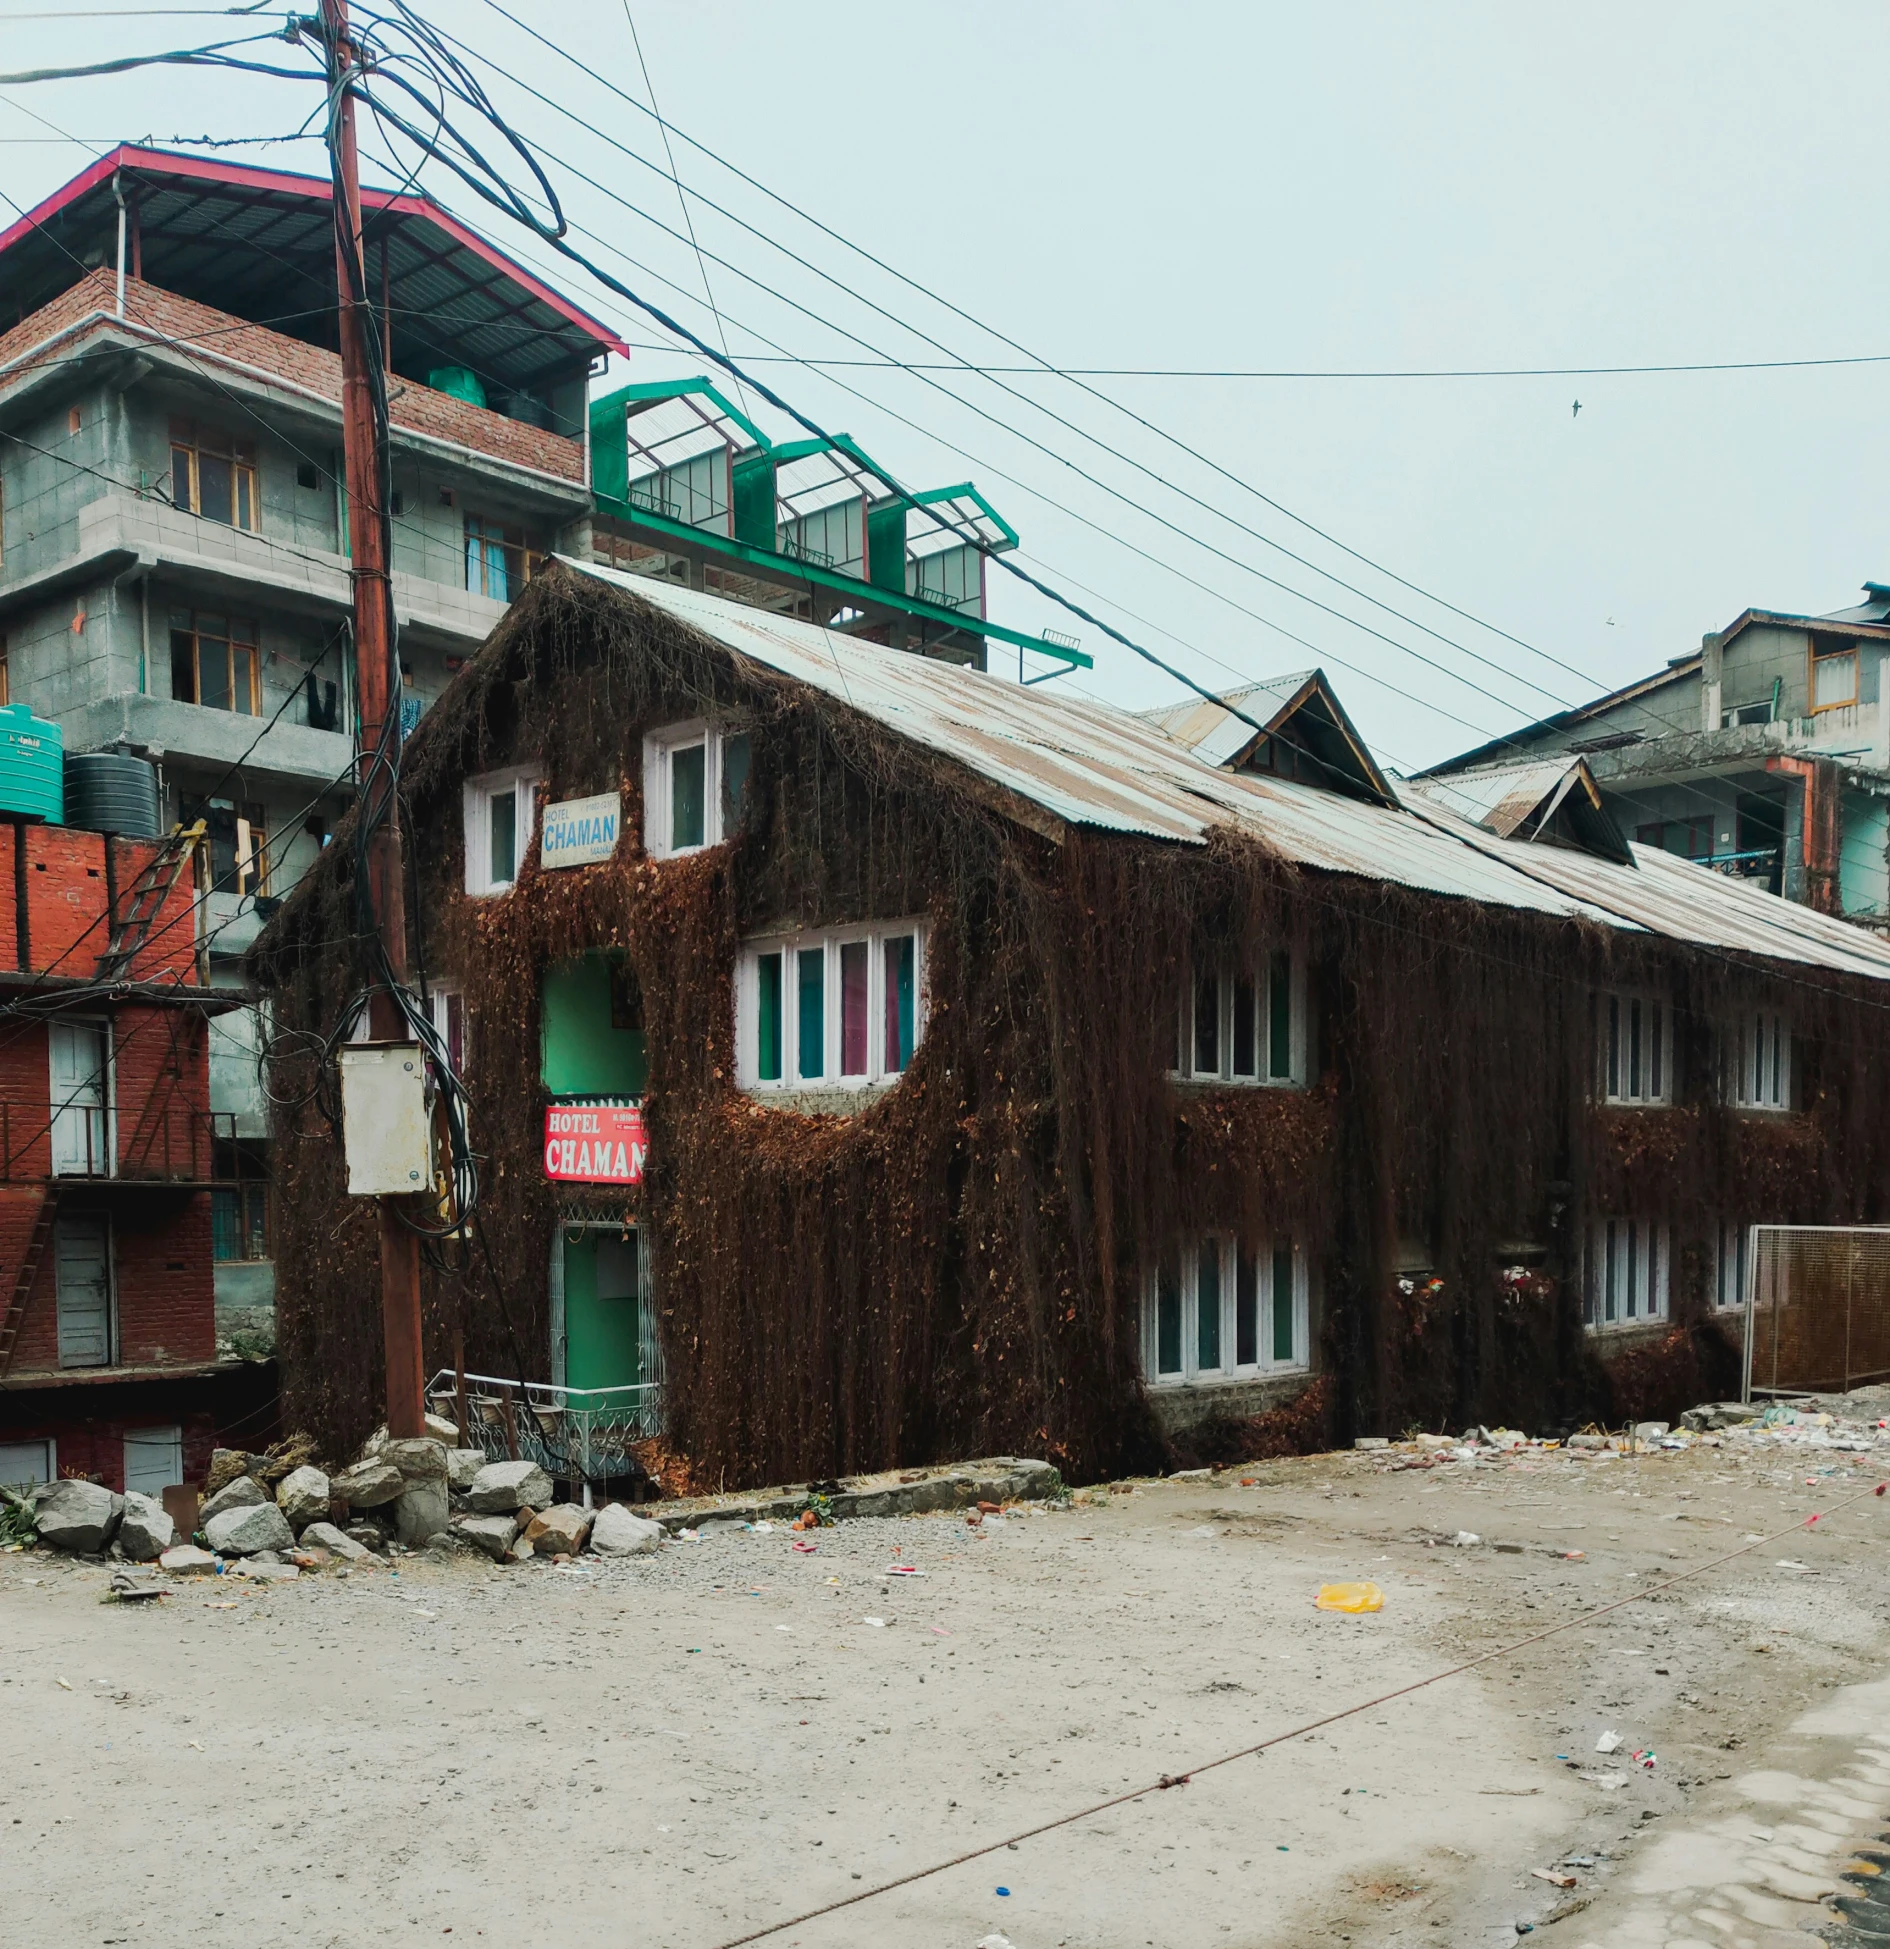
[[0, 490, 512, 654]]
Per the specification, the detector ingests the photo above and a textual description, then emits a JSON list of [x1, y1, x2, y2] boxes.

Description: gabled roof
[[1404, 756, 1633, 865], [547, 559, 1890, 985], [1138, 671, 1395, 806], [0, 146, 625, 396], [1421, 655, 1702, 777]]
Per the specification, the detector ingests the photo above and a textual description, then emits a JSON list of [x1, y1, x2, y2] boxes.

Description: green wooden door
[[563, 1230, 642, 1394]]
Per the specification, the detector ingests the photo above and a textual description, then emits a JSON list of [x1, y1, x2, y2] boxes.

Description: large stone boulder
[[297, 1520, 377, 1564], [455, 1514, 518, 1562], [424, 1412, 462, 1444], [446, 1448, 486, 1492], [524, 1503, 593, 1558], [331, 1457, 404, 1508], [274, 1465, 331, 1531], [382, 1438, 447, 1484], [198, 1474, 265, 1522], [589, 1503, 664, 1556], [33, 1479, 122, 1554], [204, 1500, 295, 1557], [158, 1543, 219, 1575], [393, 1482, 449, 1548], [117, 1491, 175, 1561], [466, 1459, 552, 1514]]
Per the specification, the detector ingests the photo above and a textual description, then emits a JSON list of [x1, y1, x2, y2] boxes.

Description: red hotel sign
[[544, 1104, 646, 1184]]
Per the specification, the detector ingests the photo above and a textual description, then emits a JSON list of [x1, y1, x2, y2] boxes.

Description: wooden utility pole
[[324, 0, 425, 1439]]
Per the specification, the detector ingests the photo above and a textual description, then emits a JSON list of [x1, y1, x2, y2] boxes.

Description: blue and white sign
[[540, 792, 621, 870]]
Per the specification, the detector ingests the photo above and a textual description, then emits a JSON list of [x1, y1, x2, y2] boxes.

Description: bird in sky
[[1572, 399, 1583, 417]]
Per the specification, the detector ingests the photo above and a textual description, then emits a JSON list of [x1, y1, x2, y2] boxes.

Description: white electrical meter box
[[338, 1043, 431, 1196]]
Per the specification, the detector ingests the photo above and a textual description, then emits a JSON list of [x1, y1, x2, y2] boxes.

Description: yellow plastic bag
[[1314, 1581, 1384, 1614]]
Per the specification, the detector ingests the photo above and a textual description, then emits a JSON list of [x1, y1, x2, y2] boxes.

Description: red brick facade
[[0, 268, 586, 483], [0, 818, 237, 1492]]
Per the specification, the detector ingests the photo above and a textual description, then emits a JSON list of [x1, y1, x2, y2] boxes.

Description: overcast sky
[[5, 2, 1888, 770]]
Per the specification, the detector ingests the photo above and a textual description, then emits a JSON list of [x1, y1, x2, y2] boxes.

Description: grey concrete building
[[1420, 585, 1890, 925], [0, 146, 623, 1331]]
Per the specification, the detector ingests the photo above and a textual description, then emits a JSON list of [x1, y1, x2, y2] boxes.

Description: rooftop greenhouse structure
[[588, 377, 1089, 677]]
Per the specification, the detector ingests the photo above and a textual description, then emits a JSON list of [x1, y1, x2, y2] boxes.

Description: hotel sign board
[[541, 792, 621, 870], [544, 1103, 646, 1184]]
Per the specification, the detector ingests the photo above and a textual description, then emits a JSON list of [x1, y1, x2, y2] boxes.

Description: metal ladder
[[96, 820, 205, 983], [0, 1188, 59, 1378]]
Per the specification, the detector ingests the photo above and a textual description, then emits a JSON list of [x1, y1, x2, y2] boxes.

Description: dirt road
[[4, 1425, 1888, 1949]]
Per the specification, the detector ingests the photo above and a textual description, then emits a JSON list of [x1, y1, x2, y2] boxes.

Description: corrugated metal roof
[[1138, 674, 1313, 767], [1406, 759, 1587, 839], [568, 560, 1890, 984]]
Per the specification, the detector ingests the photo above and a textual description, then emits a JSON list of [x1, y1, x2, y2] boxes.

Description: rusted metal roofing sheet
[[572, 562, 1890, 981], [1400, 790, 1890, 982], [1138, 674, 1312, 768], [1408, 759, 1582, 839]]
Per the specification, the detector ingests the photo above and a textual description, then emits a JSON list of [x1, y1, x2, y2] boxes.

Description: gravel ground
[[5, 1416, 1890, 1949]]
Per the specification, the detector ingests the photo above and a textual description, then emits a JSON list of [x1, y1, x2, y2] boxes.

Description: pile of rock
[[449, 1459, 662, 1563], [29, 1478, 176, 1560], [26, 1409, 666, 1573]]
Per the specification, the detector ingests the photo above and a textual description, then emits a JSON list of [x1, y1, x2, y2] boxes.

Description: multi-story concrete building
[[0, 146, 624, 1334], [1421, 585, 1890, 926]]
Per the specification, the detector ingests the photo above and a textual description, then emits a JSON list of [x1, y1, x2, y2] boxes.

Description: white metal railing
[[426, 1369, 663, 1485]]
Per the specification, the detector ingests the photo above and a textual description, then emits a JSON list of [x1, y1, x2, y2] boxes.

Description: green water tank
[[428, 365, 487, 409], [0, 705, 64, 824]]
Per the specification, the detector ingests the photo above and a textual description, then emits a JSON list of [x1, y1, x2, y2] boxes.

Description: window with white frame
[[1729, 1007, 1790, 1110], [642, 722, 752, 859], [1585, 1217, 1669, 1328], [463, 768, 539, 895], [1145, 1235, 1308, 1384], [1714, 1221, 1751, 1311], [1170, 952, 1304, 1086], [1600, 990, 1671, 1105], [737, 921, 924, 1092]]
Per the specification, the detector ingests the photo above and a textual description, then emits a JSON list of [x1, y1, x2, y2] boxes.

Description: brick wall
[[6, 1193, 216, 1376], [0, 268, 586, 483], [0, 1405, 218, 1495]]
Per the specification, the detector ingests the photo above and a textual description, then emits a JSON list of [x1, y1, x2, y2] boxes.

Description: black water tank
[[64, 752, 160, 837]]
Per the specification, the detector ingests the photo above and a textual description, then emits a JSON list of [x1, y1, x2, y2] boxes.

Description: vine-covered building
[[253, 560, 1890, 1484]]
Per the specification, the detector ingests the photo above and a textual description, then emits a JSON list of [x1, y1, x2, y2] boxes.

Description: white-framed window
[[1729, 1008, 1790, 1111], [736, 920, 924, 1093], [1585, 1218, 1669, 1329], [1144, 1235, 1308, 1385], [1600, 990, 1671, 1106], [1714, 1221, 1750, 1312], [428, 985, 466, 1075], [642, 722, 752, 859], [1170, 952, 1305, 1086], [462, 768, 539, 896]]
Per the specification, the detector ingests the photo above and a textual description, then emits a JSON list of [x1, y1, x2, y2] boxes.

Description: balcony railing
[[1704, 847, 1783, 889], [426, 1368, 664, 1488], [0, 1103, 243, 1184]]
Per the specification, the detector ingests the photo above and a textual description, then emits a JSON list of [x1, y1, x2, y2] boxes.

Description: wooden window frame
[[169, 612, 260, 716], [169, 419, 259, 533], [1809, 637, 1860, 714], [1170, 951, 1306, 1088], [463, 512, 544, 601]]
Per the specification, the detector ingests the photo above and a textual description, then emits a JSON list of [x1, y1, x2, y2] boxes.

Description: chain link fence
[[1742, 1225, 1890, 1398]]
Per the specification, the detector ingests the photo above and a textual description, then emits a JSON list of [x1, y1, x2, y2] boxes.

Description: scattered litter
[[1576, 1771, 1629, 1791], [754, 1522, 774, 1535], [186, 1740, 203, 1751], [889, 1565, 922, 1575], [1186, 1525, 1218, 1538], [54, 1677, 71, 1691], [1314, 1582, 1384, 1613], [776, 1625, 792, 1633], [931, 1626, 952, 1636], [1453, 1531, 1481, 1547], [1631, 1748, 1657, 1770], [1775, 1559, 1808, 1571], [677, 1529, 701, 1543], [863, 1617, 887, 1628], [106, 1573, 163, 1603], [792, 1540, 818, 1554], [1594, 1730, 1622, 1754], [994, 1886, 1011, 1898], [976, 1935, 1017, 1949], [1531, 1869, 1577, 1889]]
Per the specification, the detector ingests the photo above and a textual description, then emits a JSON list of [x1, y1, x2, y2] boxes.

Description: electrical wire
[[705, 1476, 1890, 1947]]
